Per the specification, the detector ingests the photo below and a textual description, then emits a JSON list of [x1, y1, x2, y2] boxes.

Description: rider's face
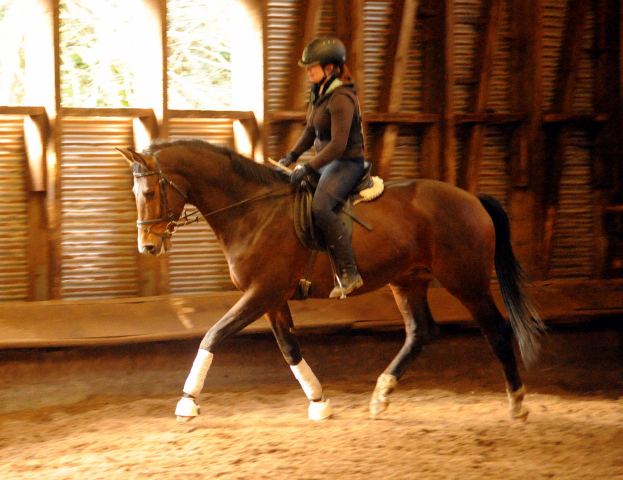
[[306, 64, 325, 84]]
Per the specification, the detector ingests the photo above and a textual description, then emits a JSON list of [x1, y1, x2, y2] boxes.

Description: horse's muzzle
[[139, 236, 171, 256]]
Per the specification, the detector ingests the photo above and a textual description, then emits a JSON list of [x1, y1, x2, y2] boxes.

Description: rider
[[279, 36, 366, 298]]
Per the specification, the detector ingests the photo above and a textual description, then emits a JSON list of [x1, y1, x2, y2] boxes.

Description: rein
[[134, 154, 291, 239]]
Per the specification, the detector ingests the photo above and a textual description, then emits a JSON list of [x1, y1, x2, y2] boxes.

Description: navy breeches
[[311, 157, 365, 231]]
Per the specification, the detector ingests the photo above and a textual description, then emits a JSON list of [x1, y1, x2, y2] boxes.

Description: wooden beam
[[270, 111, 442, 125], [593, 0, 622, 277], [60, 107, 155, 117], [168, 110, 256, 120], [338, 0, 367, 149], [280, 0, 324, 158], [506, 0, 545, 279], [458, 0, 503, 192], [455, 113, 525, 124], [0, 106, 47, 116], [542, 0, 590, 276], [371, 0, 419, 180], [542, 113, 609, 123], [420, 0, 457, 182]]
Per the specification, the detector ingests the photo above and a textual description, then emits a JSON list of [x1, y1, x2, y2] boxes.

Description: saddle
[[293, 162, 383, 251], [290, 163, 384, 300]]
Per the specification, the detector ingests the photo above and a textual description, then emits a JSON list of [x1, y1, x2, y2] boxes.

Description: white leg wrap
[[309, 398, 332, 420], [183, 349, 213, 398], [175, 397, 200, 417], [290, 359, 323, 401]]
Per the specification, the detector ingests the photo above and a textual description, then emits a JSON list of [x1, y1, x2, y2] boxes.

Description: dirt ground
[[0, 320, 622, 480]]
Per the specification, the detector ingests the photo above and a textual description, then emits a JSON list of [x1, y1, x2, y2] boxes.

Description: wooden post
[[593, 0, 622, 277], [457, 0, 503, 193], [508, 0, 545, 278], [132, 0, 168, 296], [22, 0, 58, 299], [420, 0, 456, 182], [279, 0, 324, 158], [371, 0, 419, 180], [541, 0, 589, 276]]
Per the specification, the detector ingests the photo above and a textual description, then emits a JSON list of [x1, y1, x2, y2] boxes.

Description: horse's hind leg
[[266, 303, 332, 420], [370, 278, 438, 419], [459, 294, 529, 421]]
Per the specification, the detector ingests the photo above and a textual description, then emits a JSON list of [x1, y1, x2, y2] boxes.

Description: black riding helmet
[[298, 37, 346, 68]]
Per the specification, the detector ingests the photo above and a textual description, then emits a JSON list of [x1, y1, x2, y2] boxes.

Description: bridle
[[133, 154, 191, 240], [133, 153, 292, 240]]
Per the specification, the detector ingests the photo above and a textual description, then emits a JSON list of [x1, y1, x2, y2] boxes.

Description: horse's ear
[[116, 148, 149, 168]]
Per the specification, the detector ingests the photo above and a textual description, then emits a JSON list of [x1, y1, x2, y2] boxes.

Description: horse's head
[[117, 148, 188, 256]]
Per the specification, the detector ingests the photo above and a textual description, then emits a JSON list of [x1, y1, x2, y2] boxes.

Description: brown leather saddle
[[293, 162, 374, 252]]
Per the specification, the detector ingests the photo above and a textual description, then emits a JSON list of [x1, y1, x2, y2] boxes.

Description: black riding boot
[[323, 217, 363, 299]]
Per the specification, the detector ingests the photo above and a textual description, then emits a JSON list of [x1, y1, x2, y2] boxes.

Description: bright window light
[[167, 0, 233, 110], [0, 0, 26, 105]]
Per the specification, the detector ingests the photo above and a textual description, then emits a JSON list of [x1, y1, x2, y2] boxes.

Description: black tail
[[478, 194, 546, 367]]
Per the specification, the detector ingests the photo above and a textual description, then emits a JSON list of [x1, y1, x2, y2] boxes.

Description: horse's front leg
[[266, 303, 332, 420], [175, 290, 270, 424]]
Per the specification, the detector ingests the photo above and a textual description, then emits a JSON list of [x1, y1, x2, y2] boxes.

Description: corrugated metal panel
[[549, 128, 594, 278], [453, 0, 480, 113], [541, 0, 568, 111], [266, 0, 302, 114], [318, 0, 337, 36], [542, 0, 595, 112], [573, 1, 594, 112], [363, 1, 393, 113], [541, 0, 595, 279], [477, 126, 510, 207], [388, 128, 422, 180], [0, 115, 29, 301], [166, 117, 236, 294], [266, 0, 303, 159], [488, 0, 511, 113], [402, 19, 424, 114], [60, 116, 138, 300]]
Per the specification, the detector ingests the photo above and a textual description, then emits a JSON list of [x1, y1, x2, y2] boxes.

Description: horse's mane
[[144, 139, 289, 185]]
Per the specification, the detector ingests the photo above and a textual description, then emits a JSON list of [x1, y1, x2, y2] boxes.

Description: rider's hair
[[326, 64, 354, 85]]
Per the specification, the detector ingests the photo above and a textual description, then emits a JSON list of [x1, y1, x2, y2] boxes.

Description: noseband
[[133, 155, 189, 240]]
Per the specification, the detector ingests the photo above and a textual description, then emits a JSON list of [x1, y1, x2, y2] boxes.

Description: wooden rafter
[[458, 0, 503, 192], [371, 0, 419, 179], [542, 0, 589, 275]]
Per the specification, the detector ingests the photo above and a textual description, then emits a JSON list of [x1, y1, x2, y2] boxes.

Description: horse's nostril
[[142, 244, 156, 254]]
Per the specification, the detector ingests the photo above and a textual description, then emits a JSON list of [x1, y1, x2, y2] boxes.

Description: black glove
[[279, 152, 297, 168], [289, 163, 315, 185]]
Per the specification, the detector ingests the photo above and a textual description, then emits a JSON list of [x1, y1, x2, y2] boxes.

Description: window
[[167, 0, 233, 110], [59, 0, 137, 107], [0, 0, 26, 105]]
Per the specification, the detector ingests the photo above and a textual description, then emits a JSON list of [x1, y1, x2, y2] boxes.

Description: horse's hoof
[[176, 415, 195, 424], [511, 407, 530, 422], [369, 373, 398, 419], [508, 386, 529, 421], [309, 398, 332, 420], [369, 399, 389, 419], [175, 396, 200, 422]]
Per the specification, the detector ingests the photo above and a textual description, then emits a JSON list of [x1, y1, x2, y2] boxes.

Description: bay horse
[[118, 139, 544, 423]]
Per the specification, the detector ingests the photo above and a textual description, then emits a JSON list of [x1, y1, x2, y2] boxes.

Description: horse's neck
[[182, 156, 290, 245]]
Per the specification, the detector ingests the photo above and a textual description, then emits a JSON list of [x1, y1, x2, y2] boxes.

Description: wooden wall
[[0, 0, 622, 304], [264, 0, 623, 281]]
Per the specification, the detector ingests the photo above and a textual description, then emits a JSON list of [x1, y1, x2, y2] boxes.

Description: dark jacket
[[290, 79, 365, 171]]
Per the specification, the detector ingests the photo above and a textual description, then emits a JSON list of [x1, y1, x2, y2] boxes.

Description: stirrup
[[329, 271, 363, 299]]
